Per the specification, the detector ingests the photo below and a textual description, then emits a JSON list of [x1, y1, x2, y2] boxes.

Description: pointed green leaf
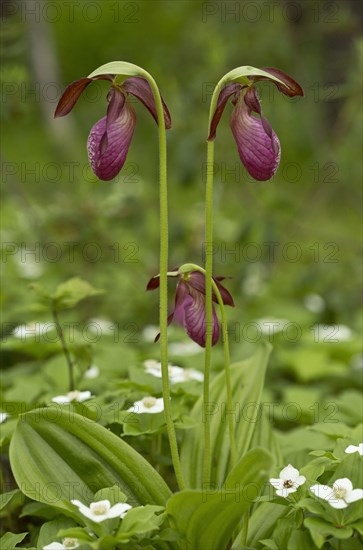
[[52, 277, 104, 309], [304, 517, 353, 548], [10, 408, 171, 512], [180, 343, 272, 487], [167, 447, 274, 550], [246, 502, 287, 548], [0, 532, 27, 549], [88, 61, 144, 79]]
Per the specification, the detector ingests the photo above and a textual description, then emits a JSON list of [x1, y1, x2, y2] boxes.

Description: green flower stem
[[204, 139, 215, 485], [51, 308, 75, 392], [203, 74, 240, 484], [141, 71, 185, 490], [180, 263, 237, 469]]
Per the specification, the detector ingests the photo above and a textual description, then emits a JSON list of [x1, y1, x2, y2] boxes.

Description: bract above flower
[[71, 499, 131, 523], [310, 478, 363, 509], [51, 390, 92, 404], [55, 73, 171, 181], [269, 464, 306, 498], [147, 269, 234, 347], [128, 396, 165, 414], [345, 443, 363, 456], [208, 67, 303, 181]]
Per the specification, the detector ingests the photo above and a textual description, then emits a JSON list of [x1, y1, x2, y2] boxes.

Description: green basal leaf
[[88, 61, 144, 79], [52, 277, 104, 310], [10, 408, 172, 512], [167, 447, 274, 550], [180, 343, 272, 487], [246, 502, 286, 548], [0, 489, 21, 510], [0, 532, 28, 549], [116, 505, 165, 542], [37, 517, 77, 549], [304, 517, 353, 548]]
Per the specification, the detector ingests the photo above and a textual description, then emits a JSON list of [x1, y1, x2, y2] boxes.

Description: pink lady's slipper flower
[[55, 75, 171, 180], [208, 68, 304, 181], [147, 270, 234, 347]]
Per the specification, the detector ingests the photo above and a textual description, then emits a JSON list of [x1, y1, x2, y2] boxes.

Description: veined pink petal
[[230, 95, 281, 181], [187, 272, 235, 307], [183, 284, 219, 347], [87, 102, 136, 181], [123, 77, 171, 129]]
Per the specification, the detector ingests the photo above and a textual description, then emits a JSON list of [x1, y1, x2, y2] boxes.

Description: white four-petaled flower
[[71, 499, 132, 523], [128, 396, 165, 414], [52, 390, 92, 404], [269, 464, 306, 498], [0, 412, 9, 424], [143, 359, 203, 383], [345, 443, 363, 456], [310, 478, 363, 509], [43, 538, 79, 549]]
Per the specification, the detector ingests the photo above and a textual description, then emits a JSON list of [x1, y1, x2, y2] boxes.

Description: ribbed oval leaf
[[9, 408, 171, 512], [88, 61, 143, 79], [180, 343, 272, 487], [167, 447, 274, 550]]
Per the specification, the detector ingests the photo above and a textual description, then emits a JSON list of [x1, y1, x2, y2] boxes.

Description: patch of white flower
[[255, 318, 290, 335], [128, 396, 165, 414], [0, 412, 9, 424], [43, 538, 79, 549], [141, 325, 160, 342], [345, 443, 363, 456], [52, 390, 92, 404], [313, 324, 353, 342], [304, 293, 325, 313], [269, 464, 306, 498], [168, 341, 203, 356], [310, 478, 363, 509], [12, 322, 55, 340], [87, 318, 116, 335], [143, 359, 203, 383], [84, 365, 100, 379], [71, 499, 131, 523]]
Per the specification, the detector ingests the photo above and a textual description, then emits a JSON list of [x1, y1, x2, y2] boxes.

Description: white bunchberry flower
[[345, 443, 363, 456], [43, 538, 79, 549], [52, 390, 92, 404], [310, 478, 363, 509], [269, 464, 306, 498], [0, 412, 9, 424], [168, 341, 203, 355], [71, 499, 131, 523], [128, 396, 164, 414], [143, 359, 203, 383], [84, 365, 100, 379], [255, 318, 290, 335], [13, 322, 54, 339]]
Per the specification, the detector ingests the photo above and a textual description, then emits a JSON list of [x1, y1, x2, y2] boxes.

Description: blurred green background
[[1, 0, 362, 382]]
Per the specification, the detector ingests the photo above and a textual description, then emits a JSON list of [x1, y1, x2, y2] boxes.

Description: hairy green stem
[[203, 139, 214, 485], [142, 71, 185, 490], [52, 308, 75, 391], [180, 263, 237, 471]]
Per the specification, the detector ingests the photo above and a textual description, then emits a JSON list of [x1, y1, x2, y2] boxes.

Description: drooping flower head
[[55, 73, 171, 181], [208, 67, 304, 181], [147, 268, 234, 347]]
